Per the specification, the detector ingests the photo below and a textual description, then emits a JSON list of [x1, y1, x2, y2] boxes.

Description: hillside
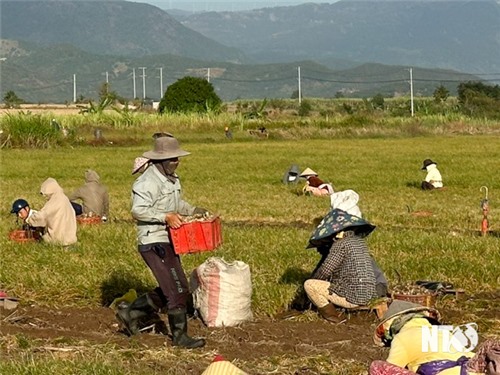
[[177, 0, 500, 76], [0, 41, 480, 103], [0, 0, 245, 62]]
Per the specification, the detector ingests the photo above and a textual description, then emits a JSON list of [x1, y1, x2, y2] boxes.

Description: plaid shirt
[[312, 232, 377, 305]]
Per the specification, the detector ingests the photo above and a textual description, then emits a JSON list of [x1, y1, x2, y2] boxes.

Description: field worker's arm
[[386, 334, 411, 368], [131, 181, 165, 223], [68, 186, 83, 202], [311, 241, 346, 280], [26, 209, 48, 228], [177, 196, 196, 216]]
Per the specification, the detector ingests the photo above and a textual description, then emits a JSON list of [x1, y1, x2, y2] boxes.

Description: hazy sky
[[131, 0, 310, 12]]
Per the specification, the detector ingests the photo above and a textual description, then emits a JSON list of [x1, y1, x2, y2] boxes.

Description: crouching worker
[[370, 300, 500, 375], [304, 208, 386, 323], [10, 199, 45, 240], [117, 134, 207, 349], [13, 178, 77, 246], [69, 169, 109, 222]]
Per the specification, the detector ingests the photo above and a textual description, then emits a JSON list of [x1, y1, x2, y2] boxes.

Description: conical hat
[[307, 208, 376, 249], [373, 300, 440, 347], [300, 168, 318, 177]]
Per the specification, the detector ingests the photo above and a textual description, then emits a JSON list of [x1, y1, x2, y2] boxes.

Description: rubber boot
[[317, 303, 345, 324], [116, 294, 158, 336], [167, 309, 205, 349]]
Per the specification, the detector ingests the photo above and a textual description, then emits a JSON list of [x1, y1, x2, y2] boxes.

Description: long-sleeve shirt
[[69, 170, 109, 217], [311, 233, 377, 305], [424, 164, 443, 188], [131, 165, 196, 245], [27, 178, 77, 246], [387, 318, 478, 375]]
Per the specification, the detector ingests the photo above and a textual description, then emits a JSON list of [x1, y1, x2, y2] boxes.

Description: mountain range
[[0, 0, 498, 103]]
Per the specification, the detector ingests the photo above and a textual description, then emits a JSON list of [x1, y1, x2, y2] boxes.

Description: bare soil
[[1, 292, 498, 373]]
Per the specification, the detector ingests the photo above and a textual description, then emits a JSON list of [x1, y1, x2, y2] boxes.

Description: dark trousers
[[138, 242, 189, 311], [421, 181, 435, 190]]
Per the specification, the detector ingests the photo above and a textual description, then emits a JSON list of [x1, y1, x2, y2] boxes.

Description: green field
[[1, 124, 499, 374]]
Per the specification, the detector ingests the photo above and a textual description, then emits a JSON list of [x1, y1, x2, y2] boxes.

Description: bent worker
[[15, 178, 77, 246], [300, 168, 334, 196], [69, 169, 109, 221], [304, 208, 385, 323], [370, 300, 500, 375], [117, 134, 207, 349]]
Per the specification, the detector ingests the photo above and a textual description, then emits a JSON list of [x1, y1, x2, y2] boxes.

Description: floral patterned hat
[[306, 208, 376, 249]]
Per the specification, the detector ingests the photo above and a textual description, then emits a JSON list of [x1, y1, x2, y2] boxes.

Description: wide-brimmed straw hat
[[373, 300, 441, 347], [307, 208, 376, 249], [132, 157, 149, 175], [143, 136, 190, 160], [421, 159, 437, 170], [300, 168, 318, 178]]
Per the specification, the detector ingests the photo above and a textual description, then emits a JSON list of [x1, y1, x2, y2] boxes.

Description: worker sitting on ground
[[421, 159, 443, 190], [303, 208, 386, 323], [69, 169, 109, 222]]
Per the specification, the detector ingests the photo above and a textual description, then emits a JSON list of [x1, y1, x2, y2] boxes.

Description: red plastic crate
[[169, 216, 222, 254]]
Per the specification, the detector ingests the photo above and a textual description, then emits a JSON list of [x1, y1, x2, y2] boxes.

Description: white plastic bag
[[191, 257, 253, 327]]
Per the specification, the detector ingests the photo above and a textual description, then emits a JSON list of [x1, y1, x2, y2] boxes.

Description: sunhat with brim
[[306, 208, 376, 249], [132, 157, 149, 175], [373, 300, 441, 347], [421, 159, 437, 170], [143, 136, 190, 160], [300, 168, 318, 178]]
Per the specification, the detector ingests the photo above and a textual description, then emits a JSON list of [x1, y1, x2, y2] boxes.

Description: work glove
[[193, 207, 210, 216]]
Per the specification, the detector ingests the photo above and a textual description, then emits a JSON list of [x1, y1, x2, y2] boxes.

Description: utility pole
[[73, 74, 77, 103], [133, 68, 137, 99], [159, 67, 163, 99], [409, 68, 414, 117], [298, 66, 302, 105], [139, 67, 147, 99], [207, 67, 210, 83], [105, 71, 109, 84]]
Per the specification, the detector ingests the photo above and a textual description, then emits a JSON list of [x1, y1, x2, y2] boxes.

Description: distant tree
[[98, 82, 120, 103], [433, 85, 449, 103], [371, 93, 385, 110], [457, 81, 500, 118], [298, 100, 312, 117], [3, 90, 24, 108], [158, 76, 221, 114]]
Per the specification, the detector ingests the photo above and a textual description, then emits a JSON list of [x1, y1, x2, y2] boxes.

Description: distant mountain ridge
[[177, 0, 500, 75], [0, 0, 245, 62]]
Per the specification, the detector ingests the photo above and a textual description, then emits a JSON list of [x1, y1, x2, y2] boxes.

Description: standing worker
[[117, 134, 208, 349]]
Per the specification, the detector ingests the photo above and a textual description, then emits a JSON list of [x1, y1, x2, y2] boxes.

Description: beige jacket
[[27, 178, 77, 246], [69, 170, 109, 217]]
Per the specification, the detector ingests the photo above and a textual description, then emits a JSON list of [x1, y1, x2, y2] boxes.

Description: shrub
[[0, 113, 66, 148], [158, 76, 222, 114]]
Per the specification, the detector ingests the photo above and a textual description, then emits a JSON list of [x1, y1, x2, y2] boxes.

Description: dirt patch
[[0, 305, 386, 364], [0, 297, 498, 372]]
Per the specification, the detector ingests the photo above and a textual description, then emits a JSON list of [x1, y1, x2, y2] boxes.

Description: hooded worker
[[69, 169, 109, 220], [21, 178, 77, 246]]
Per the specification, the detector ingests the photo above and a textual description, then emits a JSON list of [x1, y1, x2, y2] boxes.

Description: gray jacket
[[131, 165, 196, 245]]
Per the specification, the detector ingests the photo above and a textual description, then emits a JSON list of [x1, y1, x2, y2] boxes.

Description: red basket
[[9, 229, 40, 243], [169, 216, 222, 255], [77, 216, 101, 225]]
